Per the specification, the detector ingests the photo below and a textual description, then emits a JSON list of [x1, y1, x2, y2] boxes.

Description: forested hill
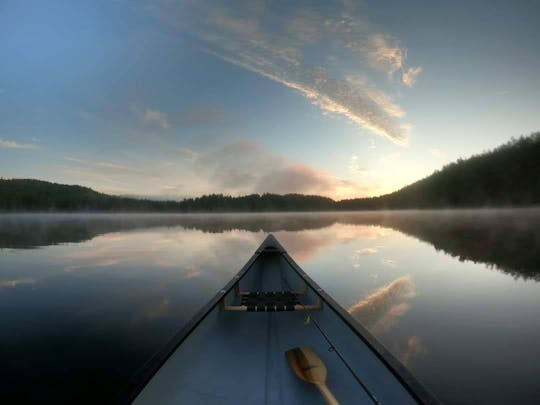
[[1, 132, 539, 211], [0, 179, 335, 211], [339, 132, 540, 209]]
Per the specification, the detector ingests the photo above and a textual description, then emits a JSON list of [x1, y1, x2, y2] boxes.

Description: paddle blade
[[285, 346, 328, 385]]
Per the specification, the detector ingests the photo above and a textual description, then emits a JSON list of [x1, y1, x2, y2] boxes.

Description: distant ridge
[[1, 132, 539, 211], [339, 132, 540, 209]]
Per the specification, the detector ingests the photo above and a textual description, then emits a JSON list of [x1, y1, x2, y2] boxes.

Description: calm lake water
[[1, 210, 540, 404]]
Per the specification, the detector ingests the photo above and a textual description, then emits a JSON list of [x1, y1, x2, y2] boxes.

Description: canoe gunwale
[[118, 235, 439, 405]]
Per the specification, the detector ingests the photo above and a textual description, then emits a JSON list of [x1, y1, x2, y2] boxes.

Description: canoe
[[121, 234, 438, 404]]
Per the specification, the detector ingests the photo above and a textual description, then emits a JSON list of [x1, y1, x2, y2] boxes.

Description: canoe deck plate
[[241, 291, 300, 312]]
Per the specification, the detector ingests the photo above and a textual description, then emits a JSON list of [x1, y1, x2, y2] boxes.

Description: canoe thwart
[[237, 289, 306, 296], [241, 291, 300, 306], [222, 303, 322, 312], [223, 293, 322, 312]]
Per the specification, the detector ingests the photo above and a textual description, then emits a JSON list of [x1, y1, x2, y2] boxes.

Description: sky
[[1, 0, 539, 200]]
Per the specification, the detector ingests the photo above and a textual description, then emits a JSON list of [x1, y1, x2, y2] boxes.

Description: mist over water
[[1, 209, 540, 404]]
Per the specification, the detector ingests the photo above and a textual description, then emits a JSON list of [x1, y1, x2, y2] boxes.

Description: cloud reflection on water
[[57, 229, 259, 278], [277, 224, 390, 263], [356, 247, 379, 255], [347, 275, 416, 333], [139, 297, 171, 322], [0, 278, 37, 288], [371, 302, 411, 335], [395, 336, 429, 367]]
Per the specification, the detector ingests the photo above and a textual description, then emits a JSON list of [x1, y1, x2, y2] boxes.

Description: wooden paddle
[[286, 346, 340, 405]]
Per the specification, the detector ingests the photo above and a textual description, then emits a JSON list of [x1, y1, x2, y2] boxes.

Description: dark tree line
[[1, 132, 539, 211], [0, 179, 335, 212]]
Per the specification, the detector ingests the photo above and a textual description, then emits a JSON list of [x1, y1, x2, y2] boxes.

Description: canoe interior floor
[[134, 310, 378, 404]]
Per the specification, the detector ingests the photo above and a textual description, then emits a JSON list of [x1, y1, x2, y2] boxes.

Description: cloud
[[0, 139, 38, 149], [349, 34, 423, 86], [197, 140, 368, 199], [132, 105, 170, 129], [61, 156, 179, 196], [60, 140, 371, 199], [346, 75, 406, 118], [206, 49, 410, 144], [210, 10, 260, 37], [256, 164, 360, 197], [176, 147, 200, 161], [153, 0, 419, 144], [286, 9, 324, 42], [143, 108, 170, 129], [402, 66, 423, 87], [366, 34, 406, 77], [348, 154, 367, 175], [198, 140, 285, 191], [64, 156, 152, 178], [131, 103, 228, 130]]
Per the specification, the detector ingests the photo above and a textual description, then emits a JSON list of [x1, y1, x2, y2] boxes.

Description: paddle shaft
[[316, 382, 340, 405]]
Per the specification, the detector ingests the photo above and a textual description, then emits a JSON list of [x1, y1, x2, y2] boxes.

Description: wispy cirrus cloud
[[144, 109, 170, 129], [176, 147, 200, 162], [402, 66, 424, 87], [206, 48, 411, 143], [362, 34, 407, 77], [61, 156, 173, 195], [348, 153, 367, 175], [152, 0, 422, 144], [0, 139, 38, 149], [64, 157, 151, 178], [130, 103, 229, 130], [131, 105, 170, 129]]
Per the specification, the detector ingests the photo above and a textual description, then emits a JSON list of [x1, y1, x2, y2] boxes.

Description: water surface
[[1, 210, 540, 404]]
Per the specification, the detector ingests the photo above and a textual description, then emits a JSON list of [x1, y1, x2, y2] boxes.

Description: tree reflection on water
[[2, 209, 540, 279]]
